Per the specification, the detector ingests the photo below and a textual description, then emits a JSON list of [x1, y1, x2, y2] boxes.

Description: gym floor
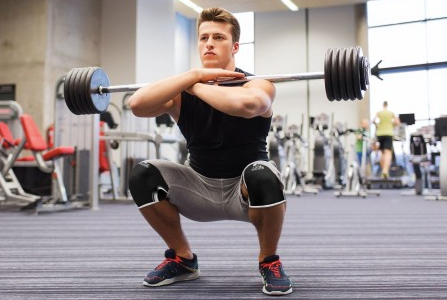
[[1, 189, 446, 299]]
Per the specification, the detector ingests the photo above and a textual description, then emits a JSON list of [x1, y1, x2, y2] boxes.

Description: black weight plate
[[331, 48, 341, 101], [324, 49, 334, 101], [73, 68, 88, 114], [74, 68, 91, 114], [357, 47, 366, 91], [70, 68, 83, 114], [69, 68, 83, 115], [83, 67, 98, 114], [338, 48, 349, 100], [345, 47, 355, 100], [79, 67, 97, 114], [90, 68, 111, 113], [75, 68, 92, 114], [353, 46, 363, 100], [63, 69, 77, 114], [349, 47, 358, 100]]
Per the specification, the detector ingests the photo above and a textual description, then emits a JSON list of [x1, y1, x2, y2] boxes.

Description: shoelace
[[155, 256, 183, 270], [262, 260, 282, 278]]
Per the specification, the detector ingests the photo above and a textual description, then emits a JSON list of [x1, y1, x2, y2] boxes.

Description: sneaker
[[259, 255, 293, 295], [381, 173, 389, 179], [143, 249, 200, 287]]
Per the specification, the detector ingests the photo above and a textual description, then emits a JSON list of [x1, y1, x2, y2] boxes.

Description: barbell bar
[[63, 46, 370, 115]]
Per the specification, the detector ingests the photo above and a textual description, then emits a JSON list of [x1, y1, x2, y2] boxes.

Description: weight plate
[[83, 67, 99, 114], [331, 48, 341, 101], [90, 68, 111, 113], [353, 46, 363, 100], [70, 68, 85, 115], [357, 47, 366, 91], [69, 68, 83, 115], [76, 68, 90, 114], [324, 49, 334, 101], [360, 55, 370, 92], [76, 68, 92, 114], [75, 68, 91, 114], [63, 69, 77, 114], [345, 47, 355, 100], [338, 48, 349, 100]]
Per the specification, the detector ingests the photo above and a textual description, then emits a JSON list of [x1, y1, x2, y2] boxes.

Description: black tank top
[[177, 68, 271, 178]]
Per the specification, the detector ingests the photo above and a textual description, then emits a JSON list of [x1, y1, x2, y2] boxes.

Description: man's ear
[[232, 42, 239, 55]]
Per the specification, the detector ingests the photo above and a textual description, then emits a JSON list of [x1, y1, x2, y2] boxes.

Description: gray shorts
[[144, 159, 284, 222]]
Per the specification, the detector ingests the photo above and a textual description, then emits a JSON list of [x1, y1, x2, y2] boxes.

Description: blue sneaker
[[143, 249, 200, 287], [259, 255, 293, 295]]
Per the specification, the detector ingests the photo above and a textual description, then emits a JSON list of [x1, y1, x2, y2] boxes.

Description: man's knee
[[129, 161, 169, 208], [243, 162, 285, 208]]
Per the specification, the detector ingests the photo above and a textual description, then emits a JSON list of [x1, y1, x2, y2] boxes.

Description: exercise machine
[[311, 113, 337, 189], [267, 115, 286, 173], [282, 124, 319, 196], [334, 129, 380, 198], [365, 117, 411, 189], [0, 120, 41, 207], [426, 117, 447, 201], [331, 123, 348, 188], [401, 132, 434, 196]]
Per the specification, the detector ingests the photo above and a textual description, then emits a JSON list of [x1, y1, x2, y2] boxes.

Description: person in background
[[373, 101, 400, 178], [355, 118, 370, 166]]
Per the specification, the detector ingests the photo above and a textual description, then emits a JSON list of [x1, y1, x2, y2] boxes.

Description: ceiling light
[[281, 0, 299, 11], [177, 0, 203, 14]]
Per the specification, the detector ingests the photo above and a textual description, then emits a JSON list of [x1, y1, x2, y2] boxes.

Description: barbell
[[63, 46, 370, 115]]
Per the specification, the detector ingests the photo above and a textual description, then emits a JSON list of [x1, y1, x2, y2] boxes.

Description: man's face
[[198, 21, 239, 68]]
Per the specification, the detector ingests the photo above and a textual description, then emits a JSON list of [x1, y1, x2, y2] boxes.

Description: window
[[368, 22, 426, 67], [367, 0, 447, 138], [426, 19, 447, 62], [234, 12, 254, 73], [426, 0, 447, 19], [368, 0, 425, 27]]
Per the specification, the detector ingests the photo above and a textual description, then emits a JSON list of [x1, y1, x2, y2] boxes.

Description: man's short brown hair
[[197, 7, 240, 43]]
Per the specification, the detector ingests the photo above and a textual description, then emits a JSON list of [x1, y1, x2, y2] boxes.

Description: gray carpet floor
[[1, 189, 447, 299]]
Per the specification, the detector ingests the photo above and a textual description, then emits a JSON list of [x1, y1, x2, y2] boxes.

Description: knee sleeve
[[243, 162, 285, 208], [129, 161, 169, 208]]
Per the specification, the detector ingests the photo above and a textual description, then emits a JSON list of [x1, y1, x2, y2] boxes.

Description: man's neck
[[202, 60, 236, 71], [226, 61, 236, 71], [206, 60, 235, 71]]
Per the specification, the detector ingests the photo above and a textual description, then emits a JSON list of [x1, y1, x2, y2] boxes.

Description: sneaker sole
[[262, 285, 293, 296], [143, 270, 200, 287]]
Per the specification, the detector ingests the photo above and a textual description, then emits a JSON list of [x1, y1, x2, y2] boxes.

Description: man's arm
[[186, 79, 276, 118], [128, 68, 245, 121], [373, 112, 379, 126]]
